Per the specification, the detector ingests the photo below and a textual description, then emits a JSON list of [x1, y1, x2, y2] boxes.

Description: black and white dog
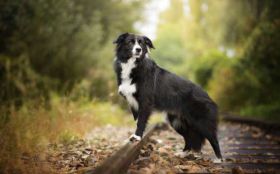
[[113, 33, 222, 161]]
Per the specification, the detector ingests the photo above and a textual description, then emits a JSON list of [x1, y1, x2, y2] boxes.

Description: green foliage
[[151, 0, 186, 74], [153, 0, 280, 120], [0, 55, 53, 107], [240, 102, 280, 122], [0, 0, 144, 106], [242, 21, 280, 103], [209, 1, 280, 116], [208, 62, 257, 111], [189, 51, 229, 89]]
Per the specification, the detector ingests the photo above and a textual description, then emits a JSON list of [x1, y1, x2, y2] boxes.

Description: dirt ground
[[20, 122, 280, 173]]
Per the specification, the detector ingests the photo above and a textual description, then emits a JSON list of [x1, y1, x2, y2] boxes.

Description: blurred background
[[0, 0, 279, 172]]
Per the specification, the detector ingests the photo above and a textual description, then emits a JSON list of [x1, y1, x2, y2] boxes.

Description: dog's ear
[[113, 32, 129, 44], [144, 36, 155, 49]]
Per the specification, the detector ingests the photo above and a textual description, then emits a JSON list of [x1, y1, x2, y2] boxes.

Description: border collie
[[113, 33, 222, 161]]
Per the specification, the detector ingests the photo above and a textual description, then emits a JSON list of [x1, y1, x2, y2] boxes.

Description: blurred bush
[[0, 55, 52, 107], [210, 14, 280, 120], [0, 0, 144, 107], [153, 0, 280, 120]]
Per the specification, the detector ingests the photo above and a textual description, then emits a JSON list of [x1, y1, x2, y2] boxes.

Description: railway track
[[81, 116, 280, 174]]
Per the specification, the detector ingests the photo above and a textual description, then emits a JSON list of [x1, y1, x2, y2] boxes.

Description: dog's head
[[113, 33, 155, 60]]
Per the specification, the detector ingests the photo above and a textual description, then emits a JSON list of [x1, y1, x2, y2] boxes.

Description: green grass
[[0, 95, 133, 173]]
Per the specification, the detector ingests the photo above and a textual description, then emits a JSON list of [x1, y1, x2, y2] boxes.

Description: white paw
[[213, 158, 222, 163], [192, 152, 202, 158], [175, 151, 189, 158], [129, 134, 141, 141]]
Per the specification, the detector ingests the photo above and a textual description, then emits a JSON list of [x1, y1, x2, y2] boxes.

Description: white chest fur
[[118, 57, 139, 110]]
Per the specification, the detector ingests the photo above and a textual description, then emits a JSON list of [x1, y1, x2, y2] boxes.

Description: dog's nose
[[136, 48, 141, 53]]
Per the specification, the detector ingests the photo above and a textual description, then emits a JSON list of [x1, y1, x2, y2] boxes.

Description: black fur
[[113, 33, 222, 159]]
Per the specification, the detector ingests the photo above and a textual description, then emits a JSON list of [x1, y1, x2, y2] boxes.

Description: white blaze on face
[[132, 37, 142, 58]]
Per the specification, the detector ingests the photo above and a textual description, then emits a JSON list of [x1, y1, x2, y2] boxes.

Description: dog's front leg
[[129, 108, 151, 141], [131, 107, 138, 121]]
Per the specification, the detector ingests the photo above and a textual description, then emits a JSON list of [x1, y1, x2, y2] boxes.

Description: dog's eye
[[130, 39, 135, 44], [138, 40, 142, 44]]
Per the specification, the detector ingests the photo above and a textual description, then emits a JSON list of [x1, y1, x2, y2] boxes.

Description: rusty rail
[[220, 114, 280, 173], [222, 113, 280, 135], [82, 123, 166, 174]]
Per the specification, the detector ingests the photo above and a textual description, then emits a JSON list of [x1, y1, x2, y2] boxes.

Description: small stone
[[232, 166, 244, 174], [175, 165, 189, 170], [81, 154, 89, 159], [158, 147, 169, 156], [167, 137, 176, 140], [150, 154, 158, 162]]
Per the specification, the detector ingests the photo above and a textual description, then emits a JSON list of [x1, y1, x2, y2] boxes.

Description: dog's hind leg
[[192, 120, 223, 161], [202, 130, 222, 160], [167, 114, 191, 157], [187, 127, 205, 152]]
